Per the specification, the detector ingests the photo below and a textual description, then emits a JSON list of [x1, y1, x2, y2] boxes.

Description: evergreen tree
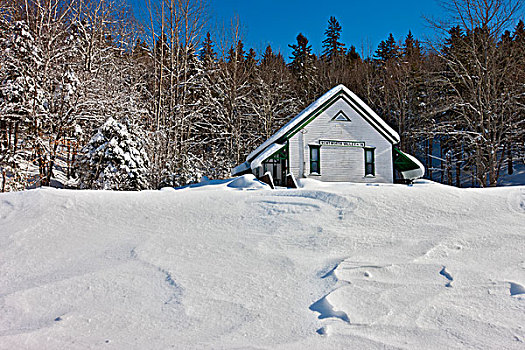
[[200, 32, 217, 69], [250, 45, 299, 140], [444, 26, 464, 57], [403, 30, 421, 59], [227, 40, 246, 65], [321, 16, 346, 61], [346, 45, 361, 62], [78, 118, 150, 190], [375, 33, 401, 62], [288, 33, 318, 104], [289, 33, 314, 74], [245, 48, 258, 73], [512, 19, 525, 43]]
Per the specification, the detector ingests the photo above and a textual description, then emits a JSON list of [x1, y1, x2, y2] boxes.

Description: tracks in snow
[[508, 188, 525, 214], [252, 189, 358, 219], [310, 259, 467, 335], [130, 247, 183, 305], [440, 266, 454, 287]]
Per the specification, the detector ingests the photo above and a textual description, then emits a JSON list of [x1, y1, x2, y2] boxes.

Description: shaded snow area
[[1, 176, 525, 349]]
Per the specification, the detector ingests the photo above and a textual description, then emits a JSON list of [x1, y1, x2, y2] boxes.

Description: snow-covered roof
[[246, 85, 400, 164], [400, 152, 425, 180], [250, 143, 286, 170], [232, 161, 250, 176]]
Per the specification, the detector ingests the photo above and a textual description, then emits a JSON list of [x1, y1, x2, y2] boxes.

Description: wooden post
[[455, 157, 461, 188], [1, 169, 5, 192]]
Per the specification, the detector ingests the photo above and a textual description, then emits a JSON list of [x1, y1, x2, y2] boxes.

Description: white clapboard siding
[[289, 98, 394, 183]]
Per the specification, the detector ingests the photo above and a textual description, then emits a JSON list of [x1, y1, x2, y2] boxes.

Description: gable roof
[[233, 85, 400, 176]]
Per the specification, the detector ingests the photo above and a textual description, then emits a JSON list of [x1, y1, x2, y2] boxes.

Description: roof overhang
[[393, 148, 425, 180]]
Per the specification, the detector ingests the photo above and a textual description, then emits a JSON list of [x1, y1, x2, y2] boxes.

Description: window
[[364, 148, 375, 176], [331, 110, 351, 122], [310, 145, 320, 174]]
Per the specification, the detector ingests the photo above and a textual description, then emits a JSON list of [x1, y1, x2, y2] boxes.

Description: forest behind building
[[1, 0, 524, 191]]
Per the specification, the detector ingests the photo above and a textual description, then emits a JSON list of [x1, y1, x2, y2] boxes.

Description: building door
[[262, 144, 288, 186]]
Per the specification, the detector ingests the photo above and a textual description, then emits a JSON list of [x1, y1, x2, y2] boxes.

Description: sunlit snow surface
[[1, 175, 524, 349]]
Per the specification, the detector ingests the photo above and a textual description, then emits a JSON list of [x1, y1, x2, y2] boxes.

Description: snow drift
[[0, 179, 524, 349]]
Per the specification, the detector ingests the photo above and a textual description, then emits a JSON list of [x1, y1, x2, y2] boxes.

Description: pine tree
[[321, 16, 346, 61]]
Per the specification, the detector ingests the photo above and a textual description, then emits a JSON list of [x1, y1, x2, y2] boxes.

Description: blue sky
[[208, 0, 446, 58], [129, 0, 447, 59]]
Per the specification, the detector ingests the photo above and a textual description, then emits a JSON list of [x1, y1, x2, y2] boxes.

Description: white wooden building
[[232, 85, 424, 186]]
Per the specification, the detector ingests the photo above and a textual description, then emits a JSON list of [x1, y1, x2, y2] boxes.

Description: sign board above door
[[319, 140, 365, 148]]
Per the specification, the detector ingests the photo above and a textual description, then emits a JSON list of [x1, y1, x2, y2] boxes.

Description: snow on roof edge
[[344, 86, 400, 144], [231, 161, 250, 176], [401, 152, 426, 180], [245, 86, 339, 162], [245, 85, 400, 164], [250, 143, 286, 171]]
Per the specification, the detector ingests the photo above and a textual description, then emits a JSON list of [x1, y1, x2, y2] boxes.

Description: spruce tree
[[245, 48, 257, 73], [288, 33, 318, 105], [346, 45, 360, 62], [321, 16, 346, 61], [403, 30, 421, 59], [77, 118, 150, 190], [200, 32, 217, 69], [374, 33, 401, 62], [289, 33, 314, 73]]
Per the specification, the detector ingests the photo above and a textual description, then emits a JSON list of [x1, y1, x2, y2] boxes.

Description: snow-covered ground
[[1, 176, 524, 349]]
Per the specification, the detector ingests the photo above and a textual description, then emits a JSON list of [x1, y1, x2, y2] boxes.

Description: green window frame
[[310, 145, 321, 174], [364, 147, 375, 176]]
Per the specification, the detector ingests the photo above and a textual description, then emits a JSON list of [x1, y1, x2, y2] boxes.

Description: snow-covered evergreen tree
[[77, 118, 150, 190]]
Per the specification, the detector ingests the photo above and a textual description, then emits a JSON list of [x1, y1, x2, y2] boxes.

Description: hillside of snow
[[1, 177, 524, 349]]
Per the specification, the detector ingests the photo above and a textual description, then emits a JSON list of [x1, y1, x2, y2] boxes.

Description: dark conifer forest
[[1, 0, 524, 191]]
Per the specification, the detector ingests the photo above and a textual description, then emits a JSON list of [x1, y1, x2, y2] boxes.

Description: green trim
[[393, 147, 420, 172], [262, 142, 290, 186], [364, 147, 375, 176], [266, 144, 288, 161], [339, 95, 396, 144], [283, 90, 398, 144], [309, 145, 321, 174]]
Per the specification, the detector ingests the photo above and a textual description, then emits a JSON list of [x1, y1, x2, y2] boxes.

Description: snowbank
[[171, 174, 269, 191], [0, 181, 524, 349]]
